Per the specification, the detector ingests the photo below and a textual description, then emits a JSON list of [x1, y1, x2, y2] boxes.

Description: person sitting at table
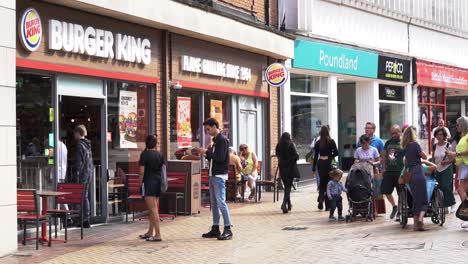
[[174, 148, 188, 160], [229, 147, 243, 200], [239, 144, 258, 200], [181, 148, 201, 160]]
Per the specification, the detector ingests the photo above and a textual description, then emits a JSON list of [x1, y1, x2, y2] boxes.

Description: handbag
[[160, 164, 168, 192], [456, 199, 468, 221], [305, 150, 314, 163], [401, 167, 411, 184]]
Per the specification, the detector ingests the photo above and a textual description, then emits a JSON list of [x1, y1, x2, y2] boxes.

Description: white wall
[[0, 1, 17, 258], [355, 81, 380, 137], [287, 0, 468, 69]]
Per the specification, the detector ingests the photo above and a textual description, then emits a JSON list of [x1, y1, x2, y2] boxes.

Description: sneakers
[[461, 222, 468, 229], [329, 216, 337, 222], [202, 225, 221, 238], [390, 206, 398, 219], [217, 227, 233, 240], [338, 216, 345, 222]]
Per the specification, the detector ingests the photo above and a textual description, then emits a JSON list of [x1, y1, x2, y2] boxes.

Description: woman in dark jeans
[[401, 126, 428, 231], [276, 132, 300, 214], [312, 126, 338, 210], [138, 135, 165, 241]]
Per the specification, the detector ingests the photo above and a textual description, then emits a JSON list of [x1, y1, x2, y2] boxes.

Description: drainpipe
[[265, 0, 270, 26]]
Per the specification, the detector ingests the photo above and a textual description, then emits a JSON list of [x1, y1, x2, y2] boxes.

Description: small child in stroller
[[327, 168, 347, 222]]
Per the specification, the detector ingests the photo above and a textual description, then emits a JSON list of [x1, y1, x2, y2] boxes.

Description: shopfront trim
[[17, 59, 160, 84], [173, 79, 269, 98]]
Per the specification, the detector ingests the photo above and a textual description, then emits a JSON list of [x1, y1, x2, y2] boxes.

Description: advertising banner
[[119, 90, 138, 148], [416, 60, 468, 90], [210, 100, 223, 129], [177, 97, 192, 148]]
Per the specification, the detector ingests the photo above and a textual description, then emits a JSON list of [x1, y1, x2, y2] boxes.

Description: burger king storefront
[[16, 1, 160, 222]]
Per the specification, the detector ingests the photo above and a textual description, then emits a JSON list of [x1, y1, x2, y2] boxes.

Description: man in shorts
[[381, 125, 404, 219]]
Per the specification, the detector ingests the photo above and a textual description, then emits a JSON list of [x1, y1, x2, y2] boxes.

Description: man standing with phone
[[199, 118, 233, 240]]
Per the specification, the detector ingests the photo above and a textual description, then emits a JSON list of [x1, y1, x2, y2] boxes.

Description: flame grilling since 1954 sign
[[264, 63, 289, 87]]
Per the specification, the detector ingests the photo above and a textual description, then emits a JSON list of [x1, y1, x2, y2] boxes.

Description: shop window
[[291, 95, 328, 158], [16, 73, 54, 190], [169, 90, 201, 160], [417, 86, 446, 153], [290, 74, 328, 94], [107, 81, 153, 175], [204, 92, 231, 144], [379, 103, 405, 140]]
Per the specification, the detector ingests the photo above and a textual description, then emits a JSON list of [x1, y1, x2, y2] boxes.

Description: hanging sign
[[119, 91, 138, 148], [177, 97, 192, 148], [19, 8, 42, 51], [264, 63, 289, 87]]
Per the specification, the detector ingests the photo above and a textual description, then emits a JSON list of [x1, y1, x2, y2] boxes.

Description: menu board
[[119, 90, 138, 148], [177, 97, 192, 148]]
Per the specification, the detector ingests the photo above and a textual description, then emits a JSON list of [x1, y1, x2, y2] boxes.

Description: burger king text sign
[[20, 8, 42, 52], [265, 63, 288, 87]]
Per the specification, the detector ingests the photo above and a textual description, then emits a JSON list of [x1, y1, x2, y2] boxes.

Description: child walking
[[327, 168, 346, 221]]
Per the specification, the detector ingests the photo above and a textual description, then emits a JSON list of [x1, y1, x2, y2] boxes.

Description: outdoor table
[[108, 183, 125, 215], [36, 191, 71, 242]]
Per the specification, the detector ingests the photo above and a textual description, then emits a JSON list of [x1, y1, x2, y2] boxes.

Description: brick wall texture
[[218, 0, 278, 26]]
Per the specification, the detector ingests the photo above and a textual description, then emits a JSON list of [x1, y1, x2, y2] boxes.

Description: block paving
[[2, 184, 468, 264]]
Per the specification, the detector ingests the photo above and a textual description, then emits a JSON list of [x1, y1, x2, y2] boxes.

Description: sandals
[[146, 236, 162, 242], [139, 233, 151, 239]]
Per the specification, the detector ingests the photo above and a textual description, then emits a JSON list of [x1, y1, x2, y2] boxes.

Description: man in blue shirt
[[357, 122, 384, 169]]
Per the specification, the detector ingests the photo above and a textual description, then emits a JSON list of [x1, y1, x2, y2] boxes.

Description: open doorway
[[337, 81, 356, 170], [59, 95, 107, 222]]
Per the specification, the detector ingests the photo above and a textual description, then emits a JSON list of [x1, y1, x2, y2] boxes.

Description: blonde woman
[[239, 144, 258, 200], [446, 116, 468, 229], [401, 126, 428, 231]]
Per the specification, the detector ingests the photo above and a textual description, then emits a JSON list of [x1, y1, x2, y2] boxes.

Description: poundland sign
[[19, 8, 151, 65], [293, 40, 378, 78]]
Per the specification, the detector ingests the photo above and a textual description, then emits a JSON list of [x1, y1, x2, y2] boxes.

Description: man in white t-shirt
[[431, 119, 451, 145]]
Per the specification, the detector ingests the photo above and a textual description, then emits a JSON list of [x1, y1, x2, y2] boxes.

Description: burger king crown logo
[[265, 63, 288, 87], [20, 8, 42, 52]]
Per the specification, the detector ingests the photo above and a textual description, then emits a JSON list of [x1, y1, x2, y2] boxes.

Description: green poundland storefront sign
[[293, 39, 378, 78]]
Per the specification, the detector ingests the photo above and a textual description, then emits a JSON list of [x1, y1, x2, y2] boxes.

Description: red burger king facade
[[15, 0, 282, 224]]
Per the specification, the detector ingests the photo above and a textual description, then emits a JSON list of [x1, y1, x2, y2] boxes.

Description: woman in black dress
[[276, 132, 300, 214], [312, 126, 338, 210], [139, 135, 165, 241]]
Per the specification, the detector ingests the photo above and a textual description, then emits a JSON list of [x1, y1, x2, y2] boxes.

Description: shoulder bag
[[160, 164, 168, 192]]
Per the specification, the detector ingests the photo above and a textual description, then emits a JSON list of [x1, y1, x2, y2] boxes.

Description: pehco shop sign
[[19, 8, 151, 65], [378, 56, 410, 82], [181, 55, 252, 81]]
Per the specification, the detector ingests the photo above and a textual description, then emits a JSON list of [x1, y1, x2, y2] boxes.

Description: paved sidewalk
[[2, 185, 468, 264]]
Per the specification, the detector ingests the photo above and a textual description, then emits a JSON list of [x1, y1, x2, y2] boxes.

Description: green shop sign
[[293, 40, 378, 78]]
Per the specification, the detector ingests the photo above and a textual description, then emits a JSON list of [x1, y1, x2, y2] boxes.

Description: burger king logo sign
[[19, 8, 42, 52], [265, 63, 288, 87]]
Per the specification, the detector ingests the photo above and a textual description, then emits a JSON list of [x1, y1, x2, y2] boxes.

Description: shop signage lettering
[[181, 55, 251, 81], [293, 39, 378, 78], [19, 8, 42, 51], [416, 60, 468, 90], [49, 20, 151, 64], [378, 56, 410, 82], [264, 63, 289, 87], [379, 84, 404, 101]]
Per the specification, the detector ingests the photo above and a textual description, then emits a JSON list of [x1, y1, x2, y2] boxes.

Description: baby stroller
[[345, 163, 374, 222], [398, 174, 445, 228]]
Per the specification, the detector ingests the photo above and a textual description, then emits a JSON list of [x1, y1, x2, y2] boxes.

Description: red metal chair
[[47, 183, 86, 241], [125, 174, 144, 223], [163, 172, 187, 216], [201, 169, 210, 207], [17, 189, 52, 250], [255, 161, 279, 203]]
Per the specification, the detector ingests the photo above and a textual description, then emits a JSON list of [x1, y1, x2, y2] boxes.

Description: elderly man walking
[[381, 125, 404, 219]]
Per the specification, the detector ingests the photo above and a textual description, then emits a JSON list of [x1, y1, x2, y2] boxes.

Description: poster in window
[[210, 100, 223, 129], [177, 97, 192, 148], [119, 90, 138, 148]]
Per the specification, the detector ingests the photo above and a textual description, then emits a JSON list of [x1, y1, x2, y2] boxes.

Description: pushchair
[[398, 173, 445, 228], [345, 162, 374, 222]]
